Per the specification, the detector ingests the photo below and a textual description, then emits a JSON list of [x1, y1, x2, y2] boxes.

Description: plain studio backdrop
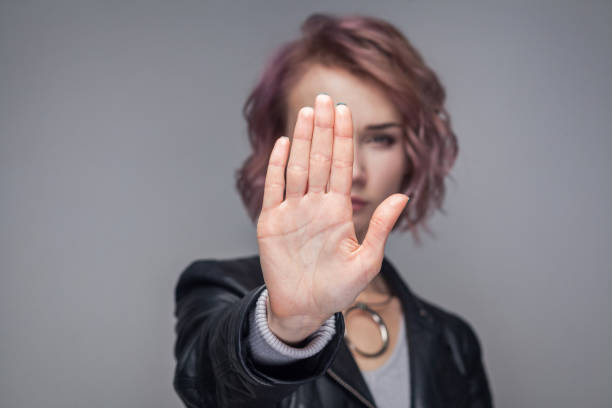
[[1, 1, 611, 407]]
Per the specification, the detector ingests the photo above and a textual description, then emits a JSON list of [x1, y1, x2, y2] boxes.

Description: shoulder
[[414, 294, 485, 374], [419, 296, 481, 344], [174, 254, 264, 300]]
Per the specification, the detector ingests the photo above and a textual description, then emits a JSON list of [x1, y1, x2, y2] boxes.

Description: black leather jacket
[[173, 255, 493, 407]]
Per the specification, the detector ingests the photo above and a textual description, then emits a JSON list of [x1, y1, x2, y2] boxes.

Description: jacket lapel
[[327, 339, 377, 406], [381, 256, 440, 408], [326, 257, 438, 408]]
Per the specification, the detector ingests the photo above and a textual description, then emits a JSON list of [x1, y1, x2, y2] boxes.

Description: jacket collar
[[327, 256, 437, 408]]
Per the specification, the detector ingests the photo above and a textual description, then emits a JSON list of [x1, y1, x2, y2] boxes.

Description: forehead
[[286, 64, 401, 131]]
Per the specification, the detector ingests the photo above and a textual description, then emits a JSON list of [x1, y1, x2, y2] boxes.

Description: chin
[[354, 224, 367, 243], [353, 211, 370, 228]]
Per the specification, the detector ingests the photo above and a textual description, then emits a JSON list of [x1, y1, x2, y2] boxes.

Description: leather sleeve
[[446, 315, 494, 408], [463, 325, 494, 408], [172, 259, 345, 407]]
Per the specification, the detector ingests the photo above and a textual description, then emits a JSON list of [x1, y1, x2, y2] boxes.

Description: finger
[[329, 103, 354, 195], [361, 194, 410, 262], [262, 137, 290, 210], [308, 94, 334, 194], [285, 107, 314, 198]]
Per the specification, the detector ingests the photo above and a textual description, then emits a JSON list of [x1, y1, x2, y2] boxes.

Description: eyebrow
[[364, 122, 402, 131]]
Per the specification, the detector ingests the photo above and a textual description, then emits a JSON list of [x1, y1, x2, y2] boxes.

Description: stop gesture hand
[[257, 94, 409, 343]]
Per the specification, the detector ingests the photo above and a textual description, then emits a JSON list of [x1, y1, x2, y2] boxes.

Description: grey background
[[1, 0, 611, 407]]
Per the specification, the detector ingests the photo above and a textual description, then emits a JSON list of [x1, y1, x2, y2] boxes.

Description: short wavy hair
[[235, 13, 458, 245]]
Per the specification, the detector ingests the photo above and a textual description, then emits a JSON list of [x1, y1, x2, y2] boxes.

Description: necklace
[[344, 292, 394, 358]]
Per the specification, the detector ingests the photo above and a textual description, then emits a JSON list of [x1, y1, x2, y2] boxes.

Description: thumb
[[361, 193, 410, 258]]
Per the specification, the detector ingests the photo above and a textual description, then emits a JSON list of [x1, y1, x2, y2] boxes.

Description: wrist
[[266, 297, 329, 345]]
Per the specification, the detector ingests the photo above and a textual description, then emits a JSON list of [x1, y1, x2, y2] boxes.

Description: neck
[[355, 232, 391, 301], [355, 273, 391, 303]]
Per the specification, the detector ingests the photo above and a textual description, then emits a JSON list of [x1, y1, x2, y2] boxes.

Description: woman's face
[[285, 63, 408, 242]]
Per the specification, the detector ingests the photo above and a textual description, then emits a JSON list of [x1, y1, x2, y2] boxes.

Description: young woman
[[173, 13, 493, 408]]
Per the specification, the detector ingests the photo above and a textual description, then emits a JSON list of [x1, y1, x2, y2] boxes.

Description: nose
[[352, 142, 366, 186]]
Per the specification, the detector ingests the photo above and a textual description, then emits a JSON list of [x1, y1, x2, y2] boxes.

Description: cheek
[[368, 151, 407, 192]]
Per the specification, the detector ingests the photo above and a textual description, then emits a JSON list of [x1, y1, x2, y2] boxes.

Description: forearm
[[173, 261, 345, 407]]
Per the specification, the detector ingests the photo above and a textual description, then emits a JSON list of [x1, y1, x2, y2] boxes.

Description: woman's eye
[[370, 134, 396, 146]]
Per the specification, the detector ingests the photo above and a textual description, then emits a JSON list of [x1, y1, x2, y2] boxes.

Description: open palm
[[257, 94, 409, 342]]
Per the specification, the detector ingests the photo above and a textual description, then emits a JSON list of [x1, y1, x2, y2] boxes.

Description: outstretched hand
[[257, 94, 409, 343]]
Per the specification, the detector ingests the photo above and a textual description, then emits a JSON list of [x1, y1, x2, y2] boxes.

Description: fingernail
[[391, 195, 408, 206], [336, 102, 346, 106]]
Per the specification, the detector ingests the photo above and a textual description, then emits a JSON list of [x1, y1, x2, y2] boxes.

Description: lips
[[351, 197, 368, 211]]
